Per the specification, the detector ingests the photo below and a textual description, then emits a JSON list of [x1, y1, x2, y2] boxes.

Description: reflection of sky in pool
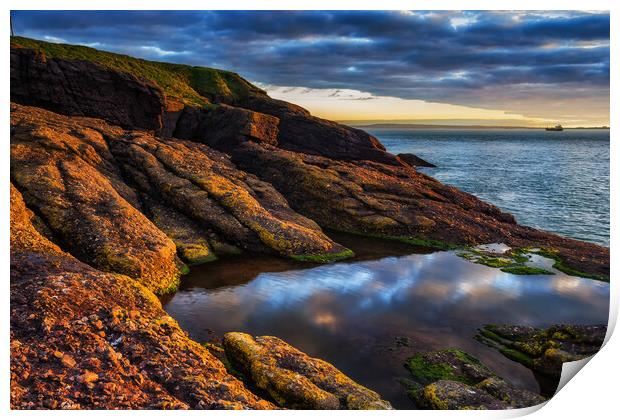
[[164, 251, 609, 409]]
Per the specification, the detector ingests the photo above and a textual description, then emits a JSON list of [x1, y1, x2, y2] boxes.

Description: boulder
[[417, 380, 510, 410], [223, 332, 393, 409], [236, 95, 402, 165], [191, 104, 279, 150]]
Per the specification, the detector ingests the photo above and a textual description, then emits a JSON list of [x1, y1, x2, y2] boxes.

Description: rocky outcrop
[[230, 142, 609, 279], [476, 324, 606, 378], [10, 184, 274, 409], [222, 333, 392, 409], [404, 349, 546, 409], [10, 44, 166, 130], [7, 38, 611, 279], [10, 107, 181, 294], [10, 39, 400, 166], [397, 153, 436, 168], [10, 104, 351, 275], [233, 96, 402, 165], [187, 104, 279, 150]]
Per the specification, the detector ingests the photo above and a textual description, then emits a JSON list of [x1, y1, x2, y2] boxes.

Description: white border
[[2, 1, 617, 419]]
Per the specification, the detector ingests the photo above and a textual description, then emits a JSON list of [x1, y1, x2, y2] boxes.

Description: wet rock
[[476, 324, 606, 377], [475, 377, 546, 408], [223, 332, 392, 409], [405, 349, 546, 409], [397, 153, 436, 168], [230, 141, 608, 279]]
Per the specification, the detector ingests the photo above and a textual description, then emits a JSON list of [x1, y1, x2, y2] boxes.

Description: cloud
[[11, 10, 610, 123]]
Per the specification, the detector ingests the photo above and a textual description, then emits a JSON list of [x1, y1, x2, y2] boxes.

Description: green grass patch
[[11, 36, 265, 107]]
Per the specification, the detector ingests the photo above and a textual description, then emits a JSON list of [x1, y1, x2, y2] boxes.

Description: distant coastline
[[346, 123, 610, 130]]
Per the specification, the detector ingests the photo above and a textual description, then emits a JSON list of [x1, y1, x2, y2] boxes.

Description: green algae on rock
[[406, 349, 494, 387], [457, 246, 555, 276], [404, 349, 546, 409], [222, 332, 393, 409], [514, 247, 609, 281], [475, 324, 606, 378]]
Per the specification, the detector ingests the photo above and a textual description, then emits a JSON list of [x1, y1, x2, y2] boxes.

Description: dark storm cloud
[[12, 10, 609, 114]]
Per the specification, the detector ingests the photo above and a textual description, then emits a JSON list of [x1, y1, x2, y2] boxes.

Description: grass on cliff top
[[11, 36, 265, 107]]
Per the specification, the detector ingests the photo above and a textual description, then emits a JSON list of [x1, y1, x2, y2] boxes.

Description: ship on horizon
[[545, 124, 564, 131]]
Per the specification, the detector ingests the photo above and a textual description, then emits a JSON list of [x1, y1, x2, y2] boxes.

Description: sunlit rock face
[[10, 184, 275, 409], [222, 332, 393, 409]]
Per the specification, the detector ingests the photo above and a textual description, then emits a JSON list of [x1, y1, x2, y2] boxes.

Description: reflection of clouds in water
[[168, 251, 609, 335], [166, 250, 609, 407], [551, 276, 608, 298]]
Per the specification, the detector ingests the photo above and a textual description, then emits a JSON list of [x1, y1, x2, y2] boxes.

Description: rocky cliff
[[10, 37, 610, 409]]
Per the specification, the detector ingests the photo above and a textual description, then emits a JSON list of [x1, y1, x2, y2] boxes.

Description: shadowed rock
[[417, 380, 511, 410], [397, 153, 436, 168], [234, 95, 402, 165], [223, 332, 393, 409], [476, 324, 606, 378], [404, 349, 546, 409], [11, 44, 165, 130]]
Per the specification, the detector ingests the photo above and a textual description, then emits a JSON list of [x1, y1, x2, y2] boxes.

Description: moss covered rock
[[223, 332, 392, 409], [404, 349, 546, 409], [476, 324, 606, 378]]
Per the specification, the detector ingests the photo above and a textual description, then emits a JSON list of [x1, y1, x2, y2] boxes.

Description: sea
[[364, 128, 610, 247]]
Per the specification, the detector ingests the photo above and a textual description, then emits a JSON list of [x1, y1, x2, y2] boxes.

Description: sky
[[12, 10, 610, 126]]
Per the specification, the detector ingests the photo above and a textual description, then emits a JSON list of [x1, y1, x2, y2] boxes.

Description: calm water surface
[[365, 128, 609, 246], [164, 235, 609, 409]]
